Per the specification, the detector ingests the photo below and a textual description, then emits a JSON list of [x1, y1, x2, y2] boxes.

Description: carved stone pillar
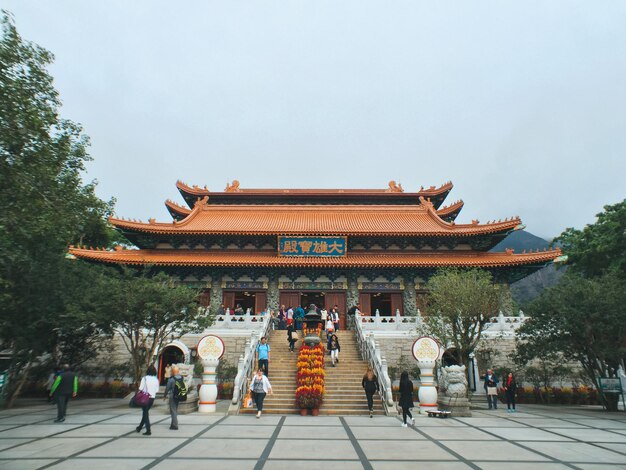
[[209, 275, 223, 316], [346, 272, 359, 309], [402, 274, 418, 316], [267, 270, 279, 313]]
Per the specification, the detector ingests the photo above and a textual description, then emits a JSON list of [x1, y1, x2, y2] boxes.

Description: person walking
[[287, 323, 297, 352], [331, 307, 340, 332], [362, 368, 380, 418], [136, 365, 159, 435], [483, 369, 499, 410], [164, 365, 184, 430], [329, 334, 340, 366], [504, 371, 517, 412], [399, 371, 415, 427], [250, 368, 273, 418], [49, 364, 78, 422], [256, 336, 271, 377]]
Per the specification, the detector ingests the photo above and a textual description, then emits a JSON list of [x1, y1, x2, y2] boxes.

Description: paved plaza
[[0, 399, 625, 469]]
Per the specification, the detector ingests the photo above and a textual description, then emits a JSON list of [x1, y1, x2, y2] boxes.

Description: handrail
[[354, 312, 395, 415], [228, 316, 272, 414]]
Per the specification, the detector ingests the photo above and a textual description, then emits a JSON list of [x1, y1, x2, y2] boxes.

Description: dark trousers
[[56, 394, 70, 419], [402, 406, 413, 424], [258, 359, 269, 377], [254, 392, 266, 411], [289, 340, 296, 351], [169, 397, 179, 427], [365, 391, 375, 411], [138, 398, 155, 432], [506, 390, 516, 409], [334, 322, 340, 331]]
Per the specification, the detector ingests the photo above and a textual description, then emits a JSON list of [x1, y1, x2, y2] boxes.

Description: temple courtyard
[[0, 399, 625, 469]]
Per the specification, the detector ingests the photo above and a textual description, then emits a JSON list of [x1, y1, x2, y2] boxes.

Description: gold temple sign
[[412, 336, 442, 362], [196, 335, 225, 360], [278, 236, 347, 257]]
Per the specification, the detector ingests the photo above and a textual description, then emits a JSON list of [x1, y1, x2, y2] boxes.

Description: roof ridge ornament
[[225, 180, 241, 192], [386, 180, 404, 193]]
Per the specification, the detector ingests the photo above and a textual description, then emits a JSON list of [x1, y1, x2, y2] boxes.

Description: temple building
[[70, 180, 561, 328]]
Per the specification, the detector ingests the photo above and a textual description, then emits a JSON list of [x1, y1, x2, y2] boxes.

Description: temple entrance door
[[371, 293, 392, 316], [300, 292, 325, 310], [359, 293, 371, 316], [324, 292, 346, 329], [158, 346, 184, 385], [279, 292, 300, 311]]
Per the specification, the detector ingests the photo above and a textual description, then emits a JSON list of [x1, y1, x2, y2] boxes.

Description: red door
[[358, 293, 371, 316], [325, 292, 347, 329], [390, 293, 403, 315], [255, 292, 267, 314], [222, 292, 235, 312], [279, 292, 300, 311]]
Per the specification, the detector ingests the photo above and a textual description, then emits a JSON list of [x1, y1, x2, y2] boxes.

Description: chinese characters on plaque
[[278, 236, 347, 257]]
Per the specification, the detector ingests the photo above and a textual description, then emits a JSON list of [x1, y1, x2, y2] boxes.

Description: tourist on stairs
[[256, 336, 271, 377], [287, 323, 297, 352], [250, 368, 273, 418], [362, 368, 380, 417], [329, 334, 340, 366], [399, 371, 415, 427]]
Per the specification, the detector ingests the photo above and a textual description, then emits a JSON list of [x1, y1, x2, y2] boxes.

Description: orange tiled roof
[[176, 180, 453, 197], [68, 246, 562, 268], [111, 199, 520, 237], [165, 198, 462, 220]]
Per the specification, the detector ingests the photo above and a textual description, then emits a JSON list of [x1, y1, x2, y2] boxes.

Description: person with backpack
[[164, 365, 187, 430], [256, 336, 271, 377]]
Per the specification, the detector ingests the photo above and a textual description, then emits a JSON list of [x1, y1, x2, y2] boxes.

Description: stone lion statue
[[439, 365, 468, 397]]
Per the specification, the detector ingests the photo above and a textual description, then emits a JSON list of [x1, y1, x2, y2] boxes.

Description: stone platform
[[1, 398, 625, 469]]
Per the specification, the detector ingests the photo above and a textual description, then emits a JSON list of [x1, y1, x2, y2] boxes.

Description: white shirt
[[320, 309, 328, 321], [140, 375, 160, 398], [250, 374, 272, 393]]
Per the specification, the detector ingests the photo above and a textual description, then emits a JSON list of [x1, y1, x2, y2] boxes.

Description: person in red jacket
[[504, 371, 518, 413]]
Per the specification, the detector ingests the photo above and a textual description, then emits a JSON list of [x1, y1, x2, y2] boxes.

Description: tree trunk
[[6, 362, 32, 409]]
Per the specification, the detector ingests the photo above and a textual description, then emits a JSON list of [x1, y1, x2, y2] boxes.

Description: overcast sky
[[5, 1, 625, 239]]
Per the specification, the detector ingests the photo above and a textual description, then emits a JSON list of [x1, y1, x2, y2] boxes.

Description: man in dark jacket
[[163, 365, 183, 430], [483, 369, 499, 410], [49, 364, 78, 422]]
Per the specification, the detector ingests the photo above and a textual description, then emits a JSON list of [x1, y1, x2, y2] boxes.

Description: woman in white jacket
[[250, 368, 273, 418]]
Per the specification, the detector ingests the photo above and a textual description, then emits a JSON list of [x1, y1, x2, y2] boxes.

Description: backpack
[[173, 376, 187, 402]]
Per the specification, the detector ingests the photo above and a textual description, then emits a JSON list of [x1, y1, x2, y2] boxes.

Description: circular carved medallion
[[196, 335, 225, 360]]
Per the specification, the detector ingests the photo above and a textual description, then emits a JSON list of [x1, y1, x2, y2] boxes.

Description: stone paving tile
[[0, 424, 84, 438], [371, 462, 471, 470], [127, 424, 207, 438], [221, 415, 283, 425], [442, 440, 550, 461], [0, 459, 58, 469], [0, 437, 110, 459], [520, 441, 626, 464], [47, 458, 155, 469], [350, 425, 427, 440], [200, 424, 276, 439], [506, 418, 590, 428], [266, 460, 363, 469], [282, 416, 342, 426], [568, 419, 626, 429], [596, 443, 626, 454], [59, 424, 137, 437], [575, 464, 626, 470], [454, 417, 529, 428], [100, 414, 169, 425], [172, 415, 225, 425], [481, 427, 574, 442], [80, 437, 187, 458], [270, 438, 358, 460], [0, 426, 20, 433], [360, 439, 456, 461], [52, 415, 117, 424], [408, 417, 468, 427], [476, 463, 571, 470], [0, 415, 52, 425], [418, 426, 499, 441], [171, 438, 268, 459], [0, 439, 34, 452], [153, 459, 258, 470], [546, 427, 626, 443], [343, 416, 409, 427], [279, 424, 348, 439]]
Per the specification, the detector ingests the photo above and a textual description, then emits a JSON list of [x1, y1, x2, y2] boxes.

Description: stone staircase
[[240, 329, 385, 415]]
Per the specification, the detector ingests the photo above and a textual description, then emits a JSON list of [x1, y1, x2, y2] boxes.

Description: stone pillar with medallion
[[412, 336, 443, 415], [197, 335, 225, 413]]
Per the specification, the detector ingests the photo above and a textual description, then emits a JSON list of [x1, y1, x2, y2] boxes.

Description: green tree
[[0, 12, 115, 406], [92, 268, 209, 386], [515, 273, 625, 410], [556, 200, 626, 279], [423, 268, 512, 373]]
